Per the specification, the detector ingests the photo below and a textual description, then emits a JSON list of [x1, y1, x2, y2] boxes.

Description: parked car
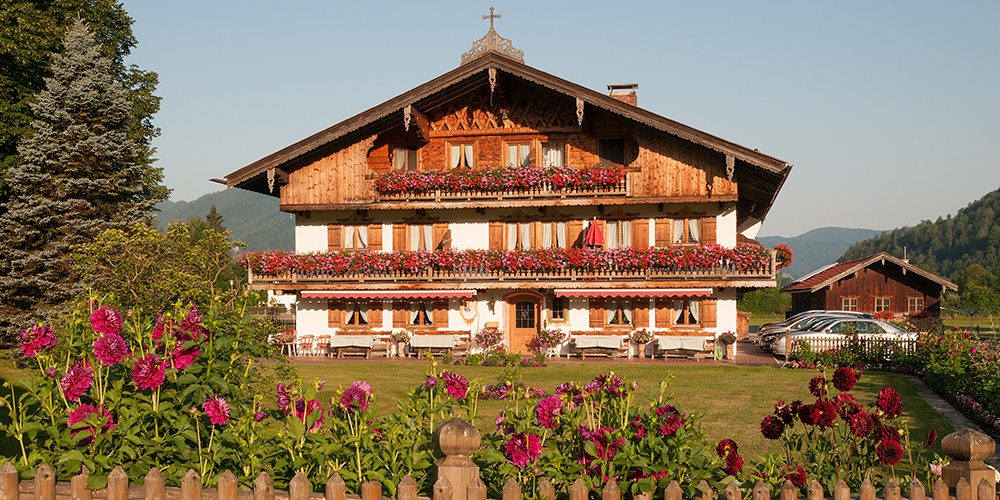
[[770, 318, 916, 358], [756, 311, 872, 349]]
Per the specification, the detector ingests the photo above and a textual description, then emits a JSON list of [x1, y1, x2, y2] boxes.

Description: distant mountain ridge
[[155, 189, 293, 252], [841, 186, 1000, 280], [759, 227, 882, 280]]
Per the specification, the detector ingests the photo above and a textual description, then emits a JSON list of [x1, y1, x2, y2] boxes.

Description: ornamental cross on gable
[[460, 5, 524, 65], [483, 7, 501, 30]]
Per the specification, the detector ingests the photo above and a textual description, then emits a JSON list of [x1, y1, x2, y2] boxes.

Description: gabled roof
[[782, 252, 958, 293], [224, 52, 792, 223]]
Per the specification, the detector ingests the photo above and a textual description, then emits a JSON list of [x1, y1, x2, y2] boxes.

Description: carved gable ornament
[[461, 7, 524, 65]]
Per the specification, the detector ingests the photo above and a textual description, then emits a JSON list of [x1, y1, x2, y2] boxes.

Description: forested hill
[[758, 227, 881, 280], [155, 189, 294, 251], [841, 187, 1000, 280]]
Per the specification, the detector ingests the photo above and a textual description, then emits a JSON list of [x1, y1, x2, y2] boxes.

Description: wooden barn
[[782, 252, 958, 317], [222, 11, 792, 357]]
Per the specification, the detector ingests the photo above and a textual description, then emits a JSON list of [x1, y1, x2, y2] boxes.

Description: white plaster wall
[[740, 220, 763, 241], [296, 297, 333, 335], [717, 205, 737, 248], [714, 288, 738, 334], [295, 213, 329, 253], [450, 222, 488, 250]]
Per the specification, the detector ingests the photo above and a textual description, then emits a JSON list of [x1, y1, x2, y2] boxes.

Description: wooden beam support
[[403, 105, 430, 141]]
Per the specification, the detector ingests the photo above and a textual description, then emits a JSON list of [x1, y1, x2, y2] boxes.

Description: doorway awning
[[301, 290, 475, 300], [554, 288, 712, 298]]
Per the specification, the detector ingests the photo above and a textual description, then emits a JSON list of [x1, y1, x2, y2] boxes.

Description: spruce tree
[[0, 20, 164, 337], [206, 205, 227, 233]]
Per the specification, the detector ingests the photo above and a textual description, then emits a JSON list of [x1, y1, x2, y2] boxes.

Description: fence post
[[70, 467, 91, 500], [253, 472, 273, 500], [0, 462, 17, 500], [181, 470, 201, 500], [941, 429, 997, 495], [107, 467, 128, 500], [35, 464, 55, 500], [146, 468, 166, 500], [434, 418, 481, 500]]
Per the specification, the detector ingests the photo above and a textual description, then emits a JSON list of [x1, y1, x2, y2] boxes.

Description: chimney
[[607, 83, 638, 106]]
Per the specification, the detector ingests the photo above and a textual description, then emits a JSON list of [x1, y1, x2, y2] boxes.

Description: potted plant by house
[[534, 327, 567, 357], [630, 328, 654, 358], [717, 332, 737, 360], [389, 329, 411, 357]]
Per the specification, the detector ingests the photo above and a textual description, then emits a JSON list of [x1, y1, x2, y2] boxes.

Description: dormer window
[[449, 143, 475, 168], [394, 147, 418, 171]]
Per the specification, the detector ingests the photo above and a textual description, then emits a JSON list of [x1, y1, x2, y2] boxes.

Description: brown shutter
[[327, 300, 344, 328], [434, 223, 450, 250], [433, 300, 448, 327], [533, 221, 544, 250], [327, 225, 343, 251], [654, 219, 671, 247], [701, 217, 717, 245], [368, 224, 382, 250], [568, 220, 585, 248], [633, 219, 649, 248], [589, 298, 605, 328], [392, 302, 408, 328], [655, 298, 671, 328], [368, 301, 383, 328], [701, 299, 717, 328], [489, 221, 504, 250], [393, 224, 406, 252], [633, 299, 649, 329]]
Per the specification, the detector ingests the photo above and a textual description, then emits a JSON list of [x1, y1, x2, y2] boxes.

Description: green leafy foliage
[[738, 286, 791, 316]]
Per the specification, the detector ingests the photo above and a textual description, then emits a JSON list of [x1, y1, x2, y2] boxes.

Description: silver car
[[757, 311, 871, 350], [771, 318, 916, 357]]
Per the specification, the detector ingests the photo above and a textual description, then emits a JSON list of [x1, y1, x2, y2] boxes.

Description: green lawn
[[293, 359, 952, 458]]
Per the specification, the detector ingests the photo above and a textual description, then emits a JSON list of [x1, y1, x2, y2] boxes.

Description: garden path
[[905, 375, 1000, 470]]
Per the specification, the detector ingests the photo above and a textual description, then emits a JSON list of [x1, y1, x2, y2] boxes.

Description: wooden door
[[506, 293, 540, 354]]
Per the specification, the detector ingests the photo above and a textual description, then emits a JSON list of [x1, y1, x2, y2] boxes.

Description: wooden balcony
[[363, 175, 630, 203]]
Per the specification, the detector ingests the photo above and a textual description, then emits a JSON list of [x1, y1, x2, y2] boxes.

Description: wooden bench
[[409, 330, 471, 358], [568, 332, 628, 359], [328, 334, 377, 358], [654, 335, 715, 361]]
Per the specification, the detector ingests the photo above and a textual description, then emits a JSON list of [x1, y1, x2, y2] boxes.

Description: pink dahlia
[[832, 367, 858, 392], [655, 405, 686, 436], [93, 333, 129, 366], [441, 371, 468, 399], [202, 396, 230, 425], [67, 404, 116, 445], [90, 307, 122, 336], [19, 324, 56, 358], [170, 344, 200, 370], [61, 362, 93, 402], [535, 395, 562, 429], [877, 387, 902, 418], [131, 354, 165, 391], [504, 432, 542, 468], [339, 381, 374, 413]]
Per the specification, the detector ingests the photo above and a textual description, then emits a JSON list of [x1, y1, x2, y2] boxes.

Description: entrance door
[[507, 294, 540, 354]]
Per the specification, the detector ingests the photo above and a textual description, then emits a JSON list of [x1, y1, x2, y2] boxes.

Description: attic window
[[450, 143, 475, 168], [394, 147, 418, 171]]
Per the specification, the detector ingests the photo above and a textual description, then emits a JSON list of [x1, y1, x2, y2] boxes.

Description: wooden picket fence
[[1, 420, 996, 500]]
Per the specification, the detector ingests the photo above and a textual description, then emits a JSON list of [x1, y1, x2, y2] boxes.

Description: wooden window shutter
[[533, 221, 545, 249], [328, 225, 343, 251], [433, 300, 448, 327], [392, 302, 407, 328], [328, 300, 344, 328], [633, 219, 649, 248], [655, 298, 671, 328], [633, 299, 650, 328], [368, 302, 383, 328], [434, 223, 450, 250], [368, 224, 383, 250], [701, 299, 717, 328], [392, 224, 406, 252], [489, 221, 504, 250], [701, 217, 717, 245], [589, 298, 606, 328], [654, 219, 671, 247]]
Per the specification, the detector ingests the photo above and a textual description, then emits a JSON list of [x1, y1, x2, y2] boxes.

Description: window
[[606, 220, 633, 249], [842, 297, 858, 312], [393, 147, 418, 171], [875, 297, 891, 312], [672, 219, 700, 244], [409, 224, 434, 251], [908, 297, 924, 313], [599, 138, 625, 165], [506, 143, 531, 167], [506, 222, 533, 250], [542, 141, 565, 167], [549, 296, 568, 322], [344, 301, 369, 326], [343, 225, 369, 250], [540, 221, 567, 249], [515, 301, 536, 328], [673, 300, 700, 326], [409, 301, 434, 326], [607, 299, 633, 326], [449, 143, 475, 168]]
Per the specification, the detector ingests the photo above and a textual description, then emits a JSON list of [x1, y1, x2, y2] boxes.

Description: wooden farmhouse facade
[[223, 16, 793, 356], [782, 252, 958, 318]]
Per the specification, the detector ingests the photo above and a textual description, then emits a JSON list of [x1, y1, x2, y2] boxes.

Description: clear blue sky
[[122, 1, 1000, 238]]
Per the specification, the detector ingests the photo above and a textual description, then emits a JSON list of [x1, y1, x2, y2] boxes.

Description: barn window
[[606, 220, 633, 249], [672, 219, 700, 244], [343, 225, 369, 250], [875, 297, 891, 312], [345, 301, 369, 326], [506, 222, 533, 250], [408, 224, 434, 251], [540, 221, 567, 249], [409, 301, 434, 326], [549, 296, 568, 322], [842, 297, 858, 312], [542, 141, 565, 167], [908, 297, 924, 313], [673, 300, 700, 326], [607, 299, 632, 326]]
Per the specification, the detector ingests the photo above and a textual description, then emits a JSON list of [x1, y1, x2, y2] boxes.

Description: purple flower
[[424, 375, 438, 389], [254, 411, 267, 422], [339, 381, 374, 413], [45, 367, 58, 378], [202, 396, 230, 425], [67, 404, 115, 445], [61, 362, 93, 402], [93, 333, 129, 366], [90, 307, 122, 336], [131, 354, 165, 391], [277, 383, 291, 414], [441, 372, 468, 399], [19, 324, 56, 358], [535, 395, 562, 429], [504, 432, 542, 467], [655, 405, 686, 436]]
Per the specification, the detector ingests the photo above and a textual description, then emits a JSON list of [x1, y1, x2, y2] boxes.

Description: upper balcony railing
[[241, 245, 778, 286], [360, 164, 632, 203]]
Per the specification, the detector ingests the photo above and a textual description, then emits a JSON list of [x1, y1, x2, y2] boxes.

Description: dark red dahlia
[[783, 465, 807, 487], [832, 367, 858, 392], [810, 400, 837, 428], [848, 411, 875, 438], [876, 438, 903, 466], [760, 415, 785, 440], [808, 377, 828, 398], [876, 387, 902, 418]]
